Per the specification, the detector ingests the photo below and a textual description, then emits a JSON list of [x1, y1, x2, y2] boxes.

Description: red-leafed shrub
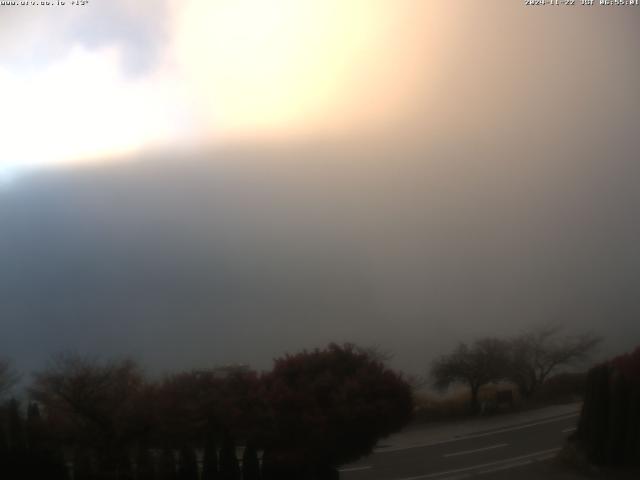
[[261, 343, 413, 475], [24, 345, 413, 478], [154, 366, 268, 445]]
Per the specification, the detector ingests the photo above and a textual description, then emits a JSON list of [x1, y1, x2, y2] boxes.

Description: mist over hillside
[[2, 135, 639, 375]]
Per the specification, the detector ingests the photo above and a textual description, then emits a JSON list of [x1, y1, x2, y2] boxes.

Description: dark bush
[[4, 343, 415, 478], [534, 372, 587, 404], [157, 447, 177, 480], [201, 433, 219, 480], [177, 445, 198, 480], [261, 343, 413, 474], [241, 442, 261, 480], [575, 346, 640, 467], [136, 445, 155, 480], [218, 432, 240, 480]]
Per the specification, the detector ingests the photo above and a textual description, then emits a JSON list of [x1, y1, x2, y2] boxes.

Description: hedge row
[[575, 346, 640, 467]]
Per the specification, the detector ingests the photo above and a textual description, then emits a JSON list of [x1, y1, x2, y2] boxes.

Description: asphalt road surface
[[339, 411, 579, 480]]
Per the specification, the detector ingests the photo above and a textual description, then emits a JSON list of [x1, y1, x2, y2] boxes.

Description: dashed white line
[[339, 465, 372, 473], [476, 450, 559, 475], [443, 443, 508, 458], [394, 447, 562, 480], [378, 412, 578, 453], [476, 459, 534, 475]]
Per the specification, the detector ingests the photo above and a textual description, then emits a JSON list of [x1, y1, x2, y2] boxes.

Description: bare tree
[[0, 358, 19, 399], [355, 344, 394, 365], [506, 325, 601, 399], [29, 352, 149, 473], [430, 338, 510, 412]]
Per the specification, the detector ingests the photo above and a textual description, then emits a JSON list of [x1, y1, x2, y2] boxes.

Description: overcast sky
[[1, 1, 639, 376]]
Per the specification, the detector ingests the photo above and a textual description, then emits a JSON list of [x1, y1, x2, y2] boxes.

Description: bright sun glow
[[0, 46, 183, 173], [172, 0, 434, 140], [0, 1, 450, 173]]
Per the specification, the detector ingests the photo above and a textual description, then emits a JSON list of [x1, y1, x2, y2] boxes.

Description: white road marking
[[562, 427, 576, 433], [339, 465, 372, 473], [394, 447, 561, 480], [476, 450, 559, 475], [443, 443, 508, 458], [475, 459, 533, 474], [379, 412, 578, 453]]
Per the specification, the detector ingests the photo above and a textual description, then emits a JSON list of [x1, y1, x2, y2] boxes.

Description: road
[[340, 411, 579, 480]]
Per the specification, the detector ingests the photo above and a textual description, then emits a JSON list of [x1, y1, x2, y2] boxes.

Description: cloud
[[0, 43, 192, 171], [0, 1, 191, 172], [168, 0, 458, 140], [0, 0, 170, 73], [0, 0, 462, 171]]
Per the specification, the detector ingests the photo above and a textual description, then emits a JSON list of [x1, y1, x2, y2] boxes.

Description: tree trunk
[[470, 384, 480, 413]]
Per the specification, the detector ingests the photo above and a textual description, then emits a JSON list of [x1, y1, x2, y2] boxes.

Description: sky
[[1, 1, 640, 376]]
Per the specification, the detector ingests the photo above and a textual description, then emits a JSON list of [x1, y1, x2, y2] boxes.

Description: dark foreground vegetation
[[0, 344, 413, 480], [569, 345, 640, 468]]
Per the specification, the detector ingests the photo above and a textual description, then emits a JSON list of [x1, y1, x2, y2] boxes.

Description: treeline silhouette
[[430, 326, 600, 412], [0, 343, 413, 480]]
